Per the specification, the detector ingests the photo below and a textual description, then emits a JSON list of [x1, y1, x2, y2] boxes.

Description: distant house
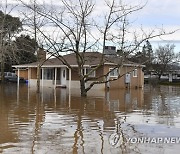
[[144, 63, 180, 83], [13, 50, 144, 90]]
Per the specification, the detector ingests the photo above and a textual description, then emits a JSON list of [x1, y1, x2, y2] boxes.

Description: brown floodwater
[[0, 83, 180, 154]]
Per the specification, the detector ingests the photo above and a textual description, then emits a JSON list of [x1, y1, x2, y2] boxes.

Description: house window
[[63, 69, 66, 78], [84, 68, 95, 77], [44, 68, 54, 80], [111, 46, 116, 50], [133, 69, 138, 77], [109, 68, 119, 77]]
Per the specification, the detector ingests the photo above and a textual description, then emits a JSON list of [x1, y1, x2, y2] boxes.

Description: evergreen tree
[[15, 35, 38, 64], [0, 10, 22, 80], [142, 40, 153, 62]]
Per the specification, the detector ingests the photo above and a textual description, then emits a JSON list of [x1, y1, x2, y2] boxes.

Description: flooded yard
[[0, 83, 180, 154]]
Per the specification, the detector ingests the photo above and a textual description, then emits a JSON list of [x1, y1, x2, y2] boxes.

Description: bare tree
[[18, 0, 50, 92], [18, 0, 175, 96], [153, 44, 177, 80]]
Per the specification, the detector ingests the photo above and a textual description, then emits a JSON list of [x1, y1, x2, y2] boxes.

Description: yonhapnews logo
[[109, 133, 180, 147]]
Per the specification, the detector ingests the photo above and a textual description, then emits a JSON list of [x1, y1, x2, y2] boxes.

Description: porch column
[[68, 68, 71, 109], [169, 73, 172, 82], [17, 68, 20, 87], [42, 68, 44, 87], [28, 68, 31, 87], [69, 68, 71, 89], [54, 68, 57, 88]]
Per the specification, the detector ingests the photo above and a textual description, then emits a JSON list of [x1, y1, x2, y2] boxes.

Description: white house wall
[[29, 79, 54, 87], [66, 80, 105, 90], [29, 79, 106, 90]]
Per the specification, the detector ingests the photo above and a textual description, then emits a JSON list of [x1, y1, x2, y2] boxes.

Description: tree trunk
[[36, 64, 41, 93], [0, 59, 5, 83], [80, 78, 87, 97], [158, 74, 161, 81]]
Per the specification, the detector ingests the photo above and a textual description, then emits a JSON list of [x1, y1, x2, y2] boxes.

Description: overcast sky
[[130, 0, 180, 51], [3, 0, 180, 52]]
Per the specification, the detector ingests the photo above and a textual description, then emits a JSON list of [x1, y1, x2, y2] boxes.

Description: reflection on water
[[0, 84, 180, 154]]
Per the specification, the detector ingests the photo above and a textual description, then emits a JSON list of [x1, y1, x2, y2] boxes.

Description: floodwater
[[0, 84, 180, 154]]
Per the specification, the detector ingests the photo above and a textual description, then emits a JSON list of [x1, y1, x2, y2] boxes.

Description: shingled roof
[[13, 52, 143, 68]]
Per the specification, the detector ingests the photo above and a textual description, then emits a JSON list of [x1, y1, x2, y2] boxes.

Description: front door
[[61, 68, 66, 86]]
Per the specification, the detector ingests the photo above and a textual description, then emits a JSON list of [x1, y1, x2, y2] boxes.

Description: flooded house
[[12, 47, 144, 91]]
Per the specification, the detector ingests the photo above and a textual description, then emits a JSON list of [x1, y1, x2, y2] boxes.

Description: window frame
[[133, 69, 138, 77], [84, 67, 96, 77], [109, 68, 119, 77], [43, 68, 54, 80]]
